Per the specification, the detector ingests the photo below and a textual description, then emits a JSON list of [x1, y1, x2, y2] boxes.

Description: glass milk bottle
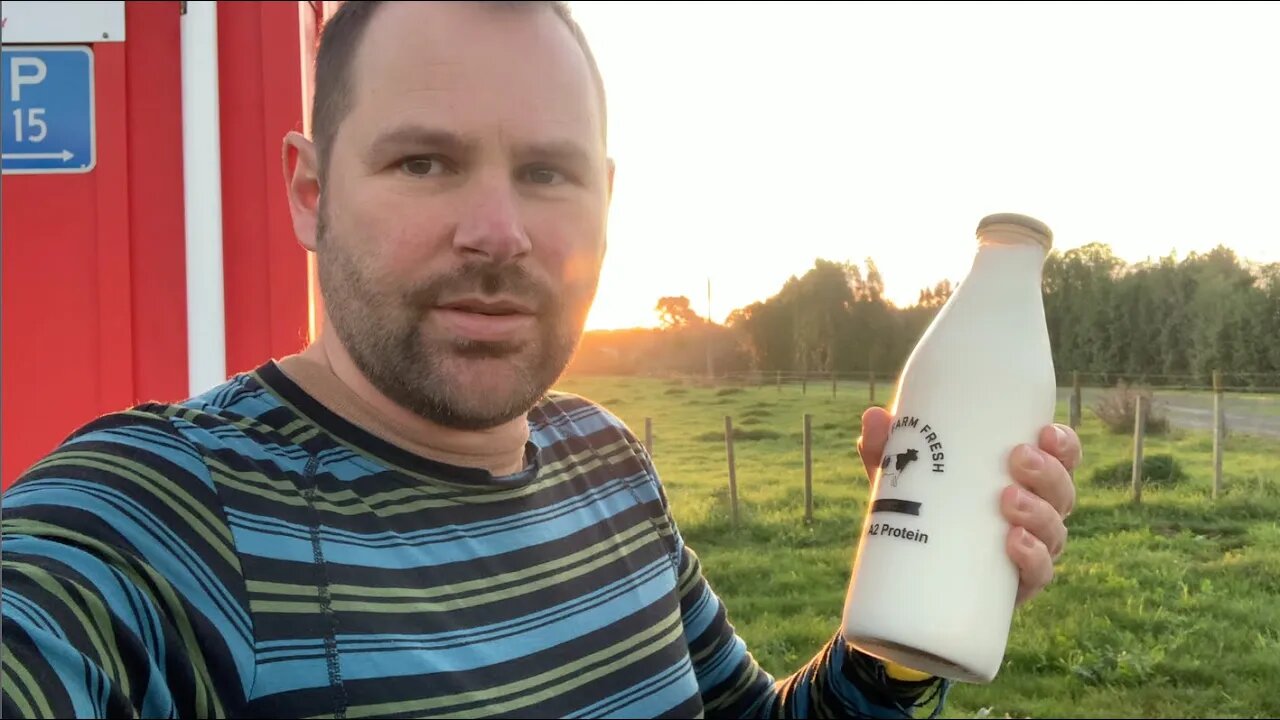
[[841, 213, 1057, 683]]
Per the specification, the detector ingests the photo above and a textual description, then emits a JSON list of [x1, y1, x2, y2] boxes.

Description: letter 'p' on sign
[[9, 57, 47, 101]]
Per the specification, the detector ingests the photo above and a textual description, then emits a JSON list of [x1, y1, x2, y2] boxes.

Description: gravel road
[[1057, 387, 1280, 439]]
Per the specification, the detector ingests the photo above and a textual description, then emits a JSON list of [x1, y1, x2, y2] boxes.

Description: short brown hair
[[310, 1, 608, 183]]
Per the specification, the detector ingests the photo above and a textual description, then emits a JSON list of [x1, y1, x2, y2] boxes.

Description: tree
[[916, 280, 953, 309], [572, 243, 1280, 386], [654, 296, 703, 329], [729, 300, 794, 372], [791, 260, 857, 372]]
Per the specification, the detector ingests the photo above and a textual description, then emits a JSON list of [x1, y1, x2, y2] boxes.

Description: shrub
[[1089, 453, 1188, 489], [1091, 382, 1170, 435]]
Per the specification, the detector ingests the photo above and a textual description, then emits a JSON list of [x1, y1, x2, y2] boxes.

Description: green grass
[[552, 375, 1280, 718]]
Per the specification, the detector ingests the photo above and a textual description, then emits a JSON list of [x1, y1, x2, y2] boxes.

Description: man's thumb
[[857, 406, 892, 482]]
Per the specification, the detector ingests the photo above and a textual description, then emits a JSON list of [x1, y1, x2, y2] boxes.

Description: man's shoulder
[[531, 389, 664, 481], [533, 390, 639, 442], [534, 391, 679, 553], [4, 402, 217, 507], [9, 370, 287, 491], [114, 370, 287, 447], [51, 402, 198, 454]]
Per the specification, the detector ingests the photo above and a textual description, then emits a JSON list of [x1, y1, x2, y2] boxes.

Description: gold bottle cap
[[977, 213, 1053, 251]]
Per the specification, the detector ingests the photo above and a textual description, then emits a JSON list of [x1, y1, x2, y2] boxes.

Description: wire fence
[[634, 376, 1268, 525], [615, 369, 1280, 395]]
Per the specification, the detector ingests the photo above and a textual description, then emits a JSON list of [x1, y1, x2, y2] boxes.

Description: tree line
[[564, 244, 1280, 389]]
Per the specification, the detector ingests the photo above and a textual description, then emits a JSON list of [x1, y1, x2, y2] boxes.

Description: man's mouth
[[436, 297, 536, 316], [432, 296, 537, 343]]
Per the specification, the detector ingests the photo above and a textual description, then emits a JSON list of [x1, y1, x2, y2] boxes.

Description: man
[[1, 2, 1079, 718]]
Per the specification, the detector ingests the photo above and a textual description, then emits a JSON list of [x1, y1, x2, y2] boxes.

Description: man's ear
[[606, 157, 616, 205], [604, 157, 616, 255], [283, 131, 322, 252]]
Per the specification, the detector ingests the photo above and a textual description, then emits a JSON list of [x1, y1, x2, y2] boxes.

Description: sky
[[566, 0, 1280, 331]]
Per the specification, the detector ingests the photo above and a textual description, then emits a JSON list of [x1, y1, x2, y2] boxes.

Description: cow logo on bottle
[[870, 416, 947, 520], [878, 448, 919, 487], [883, 415, 946, 479]]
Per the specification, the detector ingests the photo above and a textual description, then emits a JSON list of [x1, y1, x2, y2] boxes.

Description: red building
[[2, 1, 339, 487]]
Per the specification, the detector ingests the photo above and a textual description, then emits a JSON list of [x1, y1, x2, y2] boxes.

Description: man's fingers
[[1009, 526, 1055, 606], [1009, 444, 1077, 519], [857, 406, 892, 482], [1040, 423, 1083, 474], [1001, 485, 1068, 559]]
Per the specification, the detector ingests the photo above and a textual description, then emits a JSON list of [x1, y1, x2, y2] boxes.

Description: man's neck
[[284, 334, 531, 477]]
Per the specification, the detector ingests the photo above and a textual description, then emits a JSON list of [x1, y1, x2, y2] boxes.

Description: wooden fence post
[[644, 417, 653, 456], [802, 373, 807, 395], [776, 369, 782, 394], [725, 416, 739, 527], [1213, 370, 1224, 499], [868, 371, 876, 405], [1070, 371, 1082, 429], [831, 371, 837, 399], [803, 413, 813, 524], [1132, 395, 1147, 504]]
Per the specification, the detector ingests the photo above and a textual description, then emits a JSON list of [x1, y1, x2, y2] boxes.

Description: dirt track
[[1057, 388, 1280, 439]]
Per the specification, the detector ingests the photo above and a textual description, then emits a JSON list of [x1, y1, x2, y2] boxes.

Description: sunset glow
[[570, 1, 1280, 332]]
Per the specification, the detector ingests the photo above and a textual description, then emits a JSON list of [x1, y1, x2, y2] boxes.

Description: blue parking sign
[[2, 46, 96, 174]]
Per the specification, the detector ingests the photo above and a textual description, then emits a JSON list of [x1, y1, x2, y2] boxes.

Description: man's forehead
[[346, 2, 601, 140]]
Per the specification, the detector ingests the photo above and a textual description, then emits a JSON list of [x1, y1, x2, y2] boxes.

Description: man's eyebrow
[[366, 126, 475, 159], [519, 139, 594, 168], [365, 125, 597, 169]]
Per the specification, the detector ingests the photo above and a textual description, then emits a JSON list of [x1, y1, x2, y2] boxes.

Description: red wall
[[127, 2, 191, 407], [2, 1, 312, 487], [219, 1, 312, 378]]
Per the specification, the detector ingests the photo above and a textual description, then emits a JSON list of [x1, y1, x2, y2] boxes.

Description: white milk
[[841, 213, 1057, 683]]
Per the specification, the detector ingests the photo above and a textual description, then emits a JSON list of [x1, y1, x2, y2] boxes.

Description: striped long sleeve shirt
[[1, 361, 948, 718]]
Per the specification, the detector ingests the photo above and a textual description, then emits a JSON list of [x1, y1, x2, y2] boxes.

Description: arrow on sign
[[2, 149, 75, 162]]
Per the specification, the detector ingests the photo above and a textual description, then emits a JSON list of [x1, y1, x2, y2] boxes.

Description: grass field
[[551, 375, 1280, 719]]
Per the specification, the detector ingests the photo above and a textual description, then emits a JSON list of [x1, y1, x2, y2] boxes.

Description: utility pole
[[706, 277, 715, 379]]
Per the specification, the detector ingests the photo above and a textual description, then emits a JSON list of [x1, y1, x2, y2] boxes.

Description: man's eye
[[400, 157, 448, 177], [525, 166, 566, 185]]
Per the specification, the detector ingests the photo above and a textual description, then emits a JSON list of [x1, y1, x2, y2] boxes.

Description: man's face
[[315, 2, 611, 430]]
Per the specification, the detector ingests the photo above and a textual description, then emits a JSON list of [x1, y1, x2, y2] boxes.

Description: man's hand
[[856, 407, 1080, 607]]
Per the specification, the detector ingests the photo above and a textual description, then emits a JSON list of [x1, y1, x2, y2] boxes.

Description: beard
[[314, 212, 592, 431]]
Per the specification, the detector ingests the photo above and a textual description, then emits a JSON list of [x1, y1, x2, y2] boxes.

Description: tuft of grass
[[1089, 454, 1188, 489]]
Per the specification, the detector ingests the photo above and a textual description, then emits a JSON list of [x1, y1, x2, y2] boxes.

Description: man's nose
[[453, 181, 532, 264]]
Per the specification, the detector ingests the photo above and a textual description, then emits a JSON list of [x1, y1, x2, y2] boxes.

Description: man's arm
[[620, 434, 948, 719], [1, 408, 256, 718], [673, 542, 949, 719]]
